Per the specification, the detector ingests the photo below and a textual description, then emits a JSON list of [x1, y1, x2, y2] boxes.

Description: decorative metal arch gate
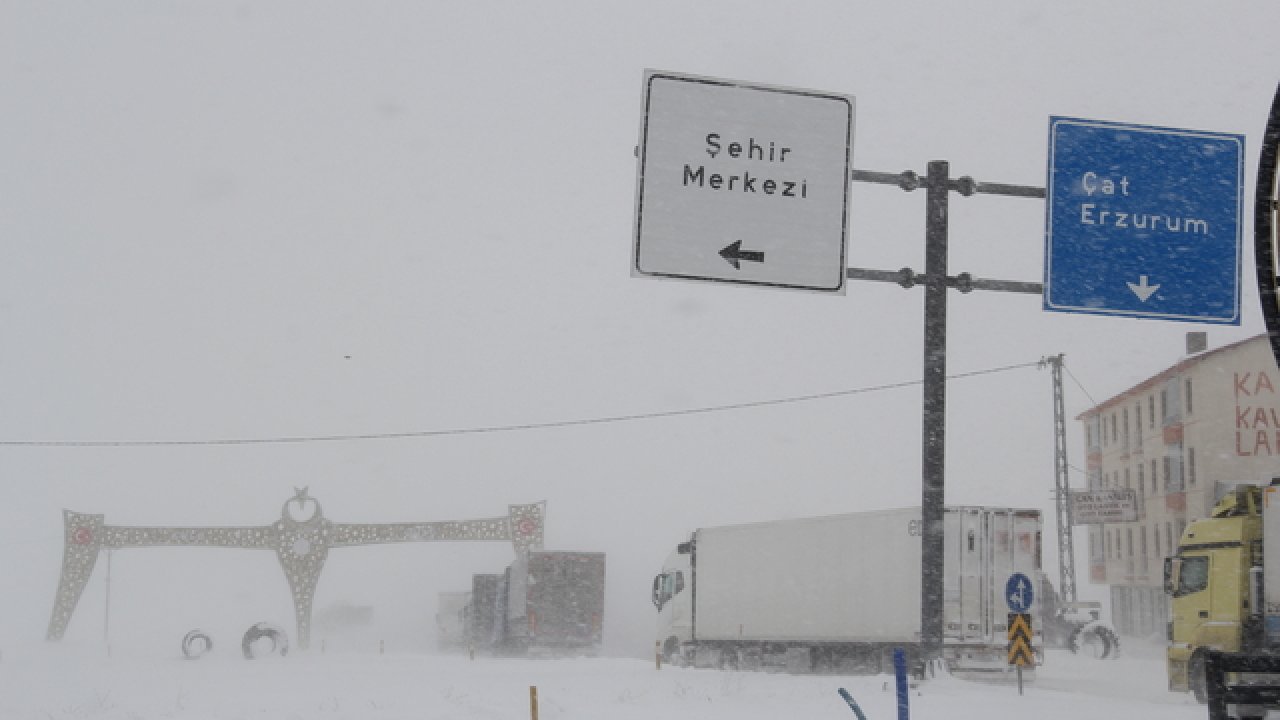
[[46, 489, 545, 650]]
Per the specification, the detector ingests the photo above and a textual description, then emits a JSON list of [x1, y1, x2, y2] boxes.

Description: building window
[[1188, 447, 1196, 487], [1152, 459, 1159, 494], [1124, 467, 1131, 488], [1137, 464, 1145, 508], [1140, 529, 1149, 573], [1149, 396, 1156, 428], [1163, 456, 1172, 492], [1134, 404, 1143, 450], [1112, 414, 1118, 443], [1185, 378, 1193, 415]]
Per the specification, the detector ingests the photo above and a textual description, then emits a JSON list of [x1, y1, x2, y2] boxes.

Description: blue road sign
[[1006, 572, 1034, 613], [1044, 116, 1244, 324]]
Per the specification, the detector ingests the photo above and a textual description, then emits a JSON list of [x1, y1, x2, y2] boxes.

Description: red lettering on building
[[1236, 369, 1280, 456], [1259, 371, 1276, 395], [1238, 372, 1253, 398]]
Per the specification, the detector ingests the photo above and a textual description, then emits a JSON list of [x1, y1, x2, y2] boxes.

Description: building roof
[[1075, 333, 1270, 421]]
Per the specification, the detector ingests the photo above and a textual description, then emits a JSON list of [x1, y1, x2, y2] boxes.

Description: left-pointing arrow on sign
[[719, 240, 765, 270]]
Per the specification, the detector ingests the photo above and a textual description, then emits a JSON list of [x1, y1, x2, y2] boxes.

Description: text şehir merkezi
[[681, 133, 808, 198]]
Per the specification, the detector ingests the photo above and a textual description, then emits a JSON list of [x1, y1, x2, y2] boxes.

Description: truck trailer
[[1165, 482, 1280, 702], [501, 550, 606, 655], [652, 506, 1044, 676], [464, 551, 606, 656], [465, 573, 503, 652]]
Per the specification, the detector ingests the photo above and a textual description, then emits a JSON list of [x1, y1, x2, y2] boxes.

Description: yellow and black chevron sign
[[1007, 613, 1034, 667]]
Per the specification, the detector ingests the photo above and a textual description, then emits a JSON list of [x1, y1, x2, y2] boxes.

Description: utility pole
[[1041, 354, 1077, 604]]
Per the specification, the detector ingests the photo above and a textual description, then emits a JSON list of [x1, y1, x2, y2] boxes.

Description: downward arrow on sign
[[1127, 275, 1161, 302]]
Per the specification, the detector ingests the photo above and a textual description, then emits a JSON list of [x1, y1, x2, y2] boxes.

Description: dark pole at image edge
[[1255, 82, 1280, 371]]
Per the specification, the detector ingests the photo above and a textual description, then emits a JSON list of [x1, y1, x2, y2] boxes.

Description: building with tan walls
[[1078, 334, 1280, 638]]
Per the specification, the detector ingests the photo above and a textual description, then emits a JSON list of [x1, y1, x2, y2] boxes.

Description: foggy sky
[[3, 1, 1278, 656]]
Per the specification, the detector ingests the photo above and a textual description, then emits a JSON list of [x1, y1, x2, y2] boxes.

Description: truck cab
[[652, 541, 693, 662], [1165, 485, 1264, 700]]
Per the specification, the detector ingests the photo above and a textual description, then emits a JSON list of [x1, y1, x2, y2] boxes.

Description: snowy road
[[0, 641, 1210, 720]]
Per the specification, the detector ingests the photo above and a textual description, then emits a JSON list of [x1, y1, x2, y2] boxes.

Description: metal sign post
[[849, 166, 1044, 663]]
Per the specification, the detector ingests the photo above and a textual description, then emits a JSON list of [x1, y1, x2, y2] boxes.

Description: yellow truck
[[1165, 483, 1279, 701]]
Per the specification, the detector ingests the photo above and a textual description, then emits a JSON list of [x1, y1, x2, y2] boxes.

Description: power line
[[1062, 363, 1099, 407], [0, 360, 1043, 448]]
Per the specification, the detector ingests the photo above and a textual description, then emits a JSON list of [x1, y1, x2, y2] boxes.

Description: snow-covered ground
[[0, 639, 1210, 720]]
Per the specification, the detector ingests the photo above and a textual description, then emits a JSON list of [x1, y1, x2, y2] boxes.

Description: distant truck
[[1165, 483, 1280, 702], [652, 506, 1043, 676], [466, 573, 503, 651], [435, 591, 471, 651], [465, 551, 606, 656]]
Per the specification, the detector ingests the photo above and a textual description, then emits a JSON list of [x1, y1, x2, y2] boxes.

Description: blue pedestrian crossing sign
[[1044, 116, 1244, 324], [1006, 572, 1034, 613]]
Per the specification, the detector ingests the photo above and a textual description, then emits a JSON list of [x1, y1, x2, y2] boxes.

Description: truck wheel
[[719, 648, 738, 671], [1068, 622, 1119, 659], [1189, 652, 1208, 704], [662, 637, 683, 666]]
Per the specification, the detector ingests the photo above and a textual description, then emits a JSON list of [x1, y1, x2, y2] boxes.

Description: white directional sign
[[1070, 489, 1139, 525], [632, 70, 855, 293]]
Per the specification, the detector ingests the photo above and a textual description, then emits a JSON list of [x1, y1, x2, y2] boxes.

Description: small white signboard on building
[[1071, 489, 1139, 524], [632, 70, 855, 293]]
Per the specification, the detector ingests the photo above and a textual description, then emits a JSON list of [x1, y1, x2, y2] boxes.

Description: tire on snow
[[1067, 621, 1119, 660], [181, 629, 213, 659], [241, 622, 289, 659], [662, 637, 685, 666]]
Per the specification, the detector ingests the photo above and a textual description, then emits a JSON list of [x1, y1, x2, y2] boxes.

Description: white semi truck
[[652, 506, 1043, 676]]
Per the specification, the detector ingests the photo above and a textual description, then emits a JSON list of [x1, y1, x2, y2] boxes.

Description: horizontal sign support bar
[[851, 168, 1044, 198], [846, 266, 1042, 294]]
